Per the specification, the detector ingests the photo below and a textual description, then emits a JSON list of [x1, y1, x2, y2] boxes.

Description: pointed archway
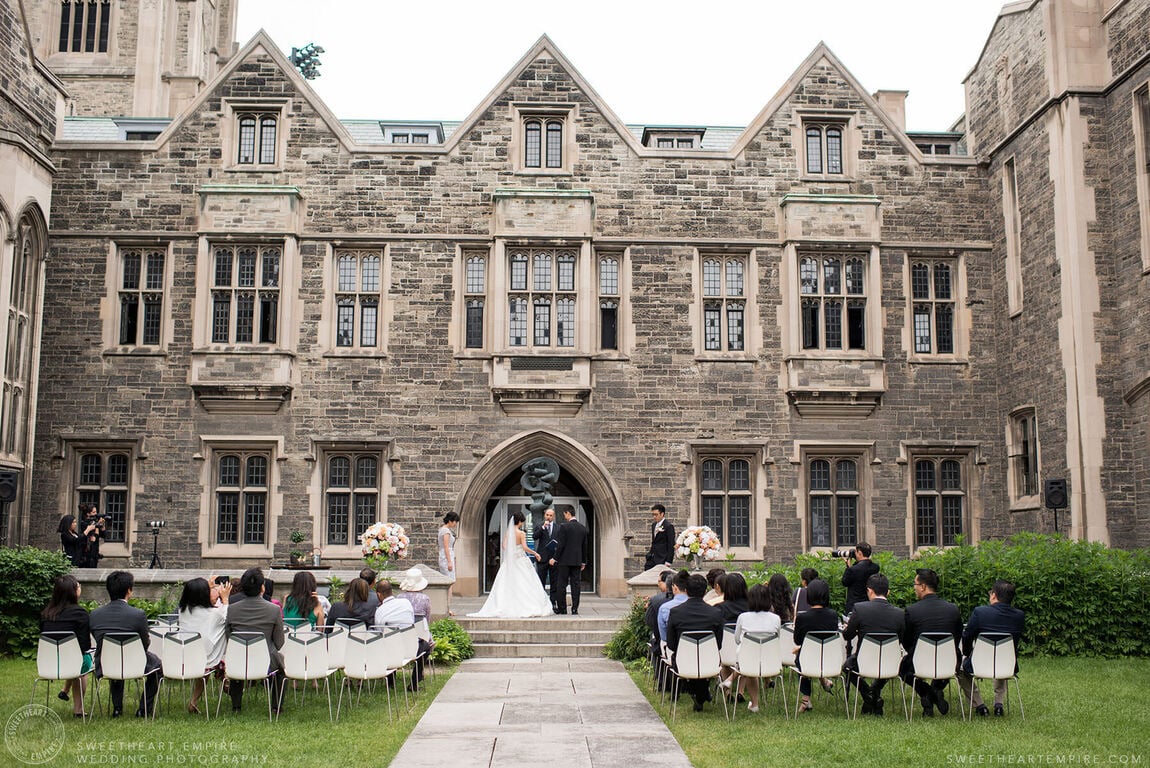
[[452, 429, 628, 597]]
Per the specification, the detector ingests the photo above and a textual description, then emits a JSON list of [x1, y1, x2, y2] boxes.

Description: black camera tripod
[[146, 525, 163, 569]]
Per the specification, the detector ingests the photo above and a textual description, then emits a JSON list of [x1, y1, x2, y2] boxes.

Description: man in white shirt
[[373, 580, 415, 627]]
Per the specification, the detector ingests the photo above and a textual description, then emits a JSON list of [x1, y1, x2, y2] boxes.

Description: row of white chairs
[[32, 618, 434, 724], [655, 623, 1023, 722]]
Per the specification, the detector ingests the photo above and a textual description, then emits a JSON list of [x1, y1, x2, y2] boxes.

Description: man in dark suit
[[900, 568, 963, 717], [645, 503, 675, 571], [666, 573, 724, 712], [225, 567, 286, 714], [644, 570, 675, 671], [89, 571, 162, 717], [957, 580, 1025, 716], [549, 508, 587, 615], [532, 507, 559, 607], [842, 573, 905, 715], [841, 541, 880, 614]]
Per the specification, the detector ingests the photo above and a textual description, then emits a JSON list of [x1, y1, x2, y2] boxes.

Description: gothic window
[[701, 255, 746, 352], [118, 247, 166, 347], [334, 249, 382, 349], [804, 122, 845, 175], [800, 254, 867, 351], [910, 258, 956, 355], [1008, 409, 1039, 503], [3, 221, 40, 457], [598, 254, 620, 351], [1003, 157, 1023, 314], [236, 113, 278, 165], [75, 449, 130, 543], [214, 452, 270, 545], [515, 106, 573, 173], [210, 244, 281, 345], [807, 456, 861, 548], [699, 457, 753, 548], [507, 248, 577, 349], [324, 453, 380, 547], [913, 457, 966, 547], [464, 251, 487, 349], [58, 0, 111, 53], [1134, 85, 1150, 270]]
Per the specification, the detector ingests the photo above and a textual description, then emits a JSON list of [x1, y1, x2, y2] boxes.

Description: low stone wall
[[72, 563, 453, 619]]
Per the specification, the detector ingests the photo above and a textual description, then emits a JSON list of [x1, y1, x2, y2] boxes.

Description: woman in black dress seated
[[325, 578, 376, 628], [40, 574, 92, 717], [791, 578, 840, 712]]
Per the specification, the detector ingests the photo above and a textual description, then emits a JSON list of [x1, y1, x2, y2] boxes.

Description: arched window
[[236, 113, 278, 165]]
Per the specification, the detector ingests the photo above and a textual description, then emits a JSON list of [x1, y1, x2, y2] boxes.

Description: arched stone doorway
[[452, 429, 627, 597]]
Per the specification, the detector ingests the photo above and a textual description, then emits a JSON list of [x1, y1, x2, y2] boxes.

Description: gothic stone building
[[4, 0, 1149, 596]]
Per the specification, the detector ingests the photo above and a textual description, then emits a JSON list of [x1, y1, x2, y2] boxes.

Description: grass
[[631, 656, 1150, 768], [1, 656, 453, 767]]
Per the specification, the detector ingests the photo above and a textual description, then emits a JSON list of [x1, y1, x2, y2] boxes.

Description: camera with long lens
[[831, 548, 856, 560]]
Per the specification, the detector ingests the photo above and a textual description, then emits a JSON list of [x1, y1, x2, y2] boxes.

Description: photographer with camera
[[839, 541, 879, 615], [79, 504, 105, 568]]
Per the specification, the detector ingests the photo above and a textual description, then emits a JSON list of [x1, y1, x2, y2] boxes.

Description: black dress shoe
[[860, 699, 874, 715], [935, 693, 950, 716], [692, 698, 705, 712], [111, 709, 123, 718], [872, 698, 884, 716], [232, 706, 241, 714], [58, 691, 70, 702], [994, 704, 1005, 717], [921, 704, 934, 717], [976, 705, 989, 717]]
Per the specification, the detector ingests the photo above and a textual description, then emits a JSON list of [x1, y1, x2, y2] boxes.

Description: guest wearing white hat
[[399, 567, 431, 622]]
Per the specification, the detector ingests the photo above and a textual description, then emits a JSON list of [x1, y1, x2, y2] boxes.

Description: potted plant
[[289, 529, 306, 566]]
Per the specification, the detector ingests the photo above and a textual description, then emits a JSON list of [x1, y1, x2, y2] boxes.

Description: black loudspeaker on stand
[[0, 470, 18, 503], [1044, 478, 1068, 532]]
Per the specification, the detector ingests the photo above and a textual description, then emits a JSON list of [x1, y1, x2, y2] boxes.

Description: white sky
[[236, 0, 1007, 132]]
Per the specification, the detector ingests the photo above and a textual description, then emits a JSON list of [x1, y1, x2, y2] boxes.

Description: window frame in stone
[[698, 455, 754, 550], [332, 247, 385, 352], [463, 249, 488, 351], [506, 246, 579, 350], [3, 220, 41, 459], [797, 444, 871, 551], [597, 251, 621, 351], [314, 443, 390, 558], [114, 244, 169, 350], [799, 114, 854, 178], [209, 243, 282, 346], [1007, 407, 1040, 509], [798, 251, 869, 353], [199, 438, 281, 559], [212, 451, 271, 547], [911, 455, 968, 549], [57, 0, 113, 54], [222, 101, 287, 171], [513, 104, 576, 175], [1133, 83, 1150, 272], [697, 252, 748, 354], [906, 253, 964, 360], [1002, 156, 1023, 315], [65, 439, 139, 558]]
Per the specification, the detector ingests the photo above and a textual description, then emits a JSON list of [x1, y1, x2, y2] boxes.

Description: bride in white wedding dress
[[468, 511, 553, 618]]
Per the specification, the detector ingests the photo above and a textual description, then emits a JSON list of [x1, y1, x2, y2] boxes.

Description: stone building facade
[[4, 0, 1148, 596]]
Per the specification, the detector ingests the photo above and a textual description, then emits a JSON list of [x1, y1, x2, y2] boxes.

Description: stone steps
[[455, 615, 621, 658]]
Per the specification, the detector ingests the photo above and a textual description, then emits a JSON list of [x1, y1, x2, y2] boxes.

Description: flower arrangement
[[361, 522, 409, 570], [674, 525, 722, 566]]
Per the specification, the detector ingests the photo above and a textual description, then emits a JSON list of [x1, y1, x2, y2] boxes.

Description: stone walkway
[[390, 656, 693, 768]]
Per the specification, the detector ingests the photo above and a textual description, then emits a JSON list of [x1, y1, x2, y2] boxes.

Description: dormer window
[[223, 101, 287, 170], [643, 127, 705, 149], [524, 118, 564, 168], [514, 105, 575, 174], [238, 113, 277, 165], [805, 123, 843, 174]]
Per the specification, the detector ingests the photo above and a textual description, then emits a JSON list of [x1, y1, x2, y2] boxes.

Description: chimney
[[873, 90, 908, 132]]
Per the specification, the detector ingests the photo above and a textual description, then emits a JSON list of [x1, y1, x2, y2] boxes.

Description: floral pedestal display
[[361, 522, 409, 572], [675, 525, 722, 571]]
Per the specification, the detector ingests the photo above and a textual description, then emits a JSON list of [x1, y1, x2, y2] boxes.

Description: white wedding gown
[[468, 520, 553, 618]]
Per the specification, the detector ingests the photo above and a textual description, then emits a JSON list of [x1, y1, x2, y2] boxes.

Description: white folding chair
[[216, 631, 276, 721], [670, 631, 728, 723], [158, 630, 212, 720], [32, 631, 90, 722], [279, 629, 335, 722], [317, 624, 348, 674], [415, 617, 436, 678], [779, 623, 797, 668], [95, 632, 151, 718], [794, 630, 849, 716], [337, 630, 394, 721], [731, 631, 787, 720], [851, 632, 907, 720], [966, 632, 1024, 720], [909, 631, 965, 720], [719, 623, 738, 669]]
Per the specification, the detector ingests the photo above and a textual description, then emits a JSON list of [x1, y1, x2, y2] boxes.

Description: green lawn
[[1, 657, 451, 767], [632, 656, 1150, 768]]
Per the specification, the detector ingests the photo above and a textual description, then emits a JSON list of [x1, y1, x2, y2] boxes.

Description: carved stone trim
[[786, 389, 882, 419], [192, 384, 292, 414], [492, 388, 590, 417]]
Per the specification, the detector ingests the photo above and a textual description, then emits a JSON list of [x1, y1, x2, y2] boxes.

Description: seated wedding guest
[[899, 568, 962, 717], [225, 568, 285, 714], [89, 571, 162, 718], [398, 568, 431, 622], [177, 577, 231, 714], [724, 582, 783, 713], [657, 570, 690, 644], [766, 573, 794, 624], [704, 568, 726, 605], [373, 580, 415, 627], [793, 568, 819, 614], [792, 579, 839, 713], [325, 578, 376, 628], [58, 515, 85, 566], [719, 573, 749, 623], [667, 573, 725, 712], [645, 571, 675, 676], [841, 573, 904, 716], [358, 567, 381, 611], [957, 580, 1025, 717], [282, 571, 325, 629], [40, 574, 92, 717], [262, 578, 282, 608], [227, 577, 245, 604]]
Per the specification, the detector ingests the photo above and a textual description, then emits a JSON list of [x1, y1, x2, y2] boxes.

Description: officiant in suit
[[645, 503, 675, 570], [533, 507, 559, 608], [549, 508, 587, 615]]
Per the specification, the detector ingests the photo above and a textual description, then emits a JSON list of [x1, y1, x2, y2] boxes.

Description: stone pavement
[[389, 656, 693, 768]]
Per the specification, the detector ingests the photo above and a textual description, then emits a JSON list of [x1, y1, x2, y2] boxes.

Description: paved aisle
[[389, 657, 693, 768]]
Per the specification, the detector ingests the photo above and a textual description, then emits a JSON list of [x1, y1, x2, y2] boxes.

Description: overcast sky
[[236, 0, 1007, 132]]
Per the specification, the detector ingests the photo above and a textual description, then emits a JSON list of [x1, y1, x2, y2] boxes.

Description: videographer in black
[[79, 503, 106, 568], [839, 541, 879, 614]]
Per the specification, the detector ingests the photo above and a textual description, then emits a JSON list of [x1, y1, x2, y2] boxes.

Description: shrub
[[604, 596, 649, 662], [430, 618, 473, 663], [0, 547, 73, 656]]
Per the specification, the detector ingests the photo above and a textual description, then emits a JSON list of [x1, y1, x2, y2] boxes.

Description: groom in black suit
[[549, 508, 587, 615], [533, 507, 559, 608], [645, 503, 675, 570]]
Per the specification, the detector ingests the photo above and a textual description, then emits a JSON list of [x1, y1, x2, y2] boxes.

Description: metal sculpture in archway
[[520, 456, 560, 516]]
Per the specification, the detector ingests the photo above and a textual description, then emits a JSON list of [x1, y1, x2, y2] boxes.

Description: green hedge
[[606, 535, 1150, 661], [0, 547, 73, 657]]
